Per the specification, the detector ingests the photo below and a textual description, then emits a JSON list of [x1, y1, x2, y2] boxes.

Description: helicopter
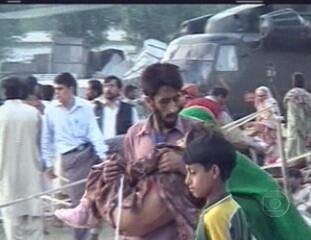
[[1, 4, 311, 117], [162, 4, 311, 118]]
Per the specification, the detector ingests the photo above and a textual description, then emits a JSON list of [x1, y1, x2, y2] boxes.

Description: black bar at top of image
[[1, 0, 308, 6], [2, 0, 235, 3], [0, 0, 258, 4]]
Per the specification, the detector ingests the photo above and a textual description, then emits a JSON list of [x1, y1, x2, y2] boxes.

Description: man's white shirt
[[101, 100, 140, 140]]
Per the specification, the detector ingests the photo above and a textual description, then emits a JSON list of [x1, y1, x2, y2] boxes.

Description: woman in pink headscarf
[[251, 86, 281, 165]]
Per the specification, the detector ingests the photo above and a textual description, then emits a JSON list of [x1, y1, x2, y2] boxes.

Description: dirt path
[[0, 221, 115, 240]]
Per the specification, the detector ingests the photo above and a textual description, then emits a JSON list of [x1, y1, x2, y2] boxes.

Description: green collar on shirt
[[202, 192, 230, 211]]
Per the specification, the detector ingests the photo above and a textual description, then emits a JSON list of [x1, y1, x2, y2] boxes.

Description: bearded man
[[55, 63, 199, 240], [93, 76, 140, 140]]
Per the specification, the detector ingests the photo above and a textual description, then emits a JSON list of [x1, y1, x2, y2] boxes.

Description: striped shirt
[[196, 193, 252, 240]]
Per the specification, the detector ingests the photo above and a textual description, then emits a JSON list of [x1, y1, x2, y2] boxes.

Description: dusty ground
[[0, 218, 116, 240]]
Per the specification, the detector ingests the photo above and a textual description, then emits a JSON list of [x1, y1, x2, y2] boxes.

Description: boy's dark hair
[[288, 168, 303, 179], [40, 85, 55, 101], [141, 63, 183, 97], [183, 131, 236, 181], [54, 72, 77, 95], [211, 86, 229, 98], [2, 77, 25, 100], [88, 79, 103, 95], [292, 72, 305, 88], [104, 75, 122, 89]]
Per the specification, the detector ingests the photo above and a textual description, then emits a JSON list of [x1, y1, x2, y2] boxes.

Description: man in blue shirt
[[41, 72, 108, 240]]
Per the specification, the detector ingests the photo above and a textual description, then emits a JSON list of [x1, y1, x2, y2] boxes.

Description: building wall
[[50, 37, 89, 78]]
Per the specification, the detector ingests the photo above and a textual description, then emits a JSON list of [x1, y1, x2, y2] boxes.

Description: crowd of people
[[0, 64, 310, 240]]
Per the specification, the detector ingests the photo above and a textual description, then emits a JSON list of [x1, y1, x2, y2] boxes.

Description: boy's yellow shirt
[[196, 193, 251, 240]]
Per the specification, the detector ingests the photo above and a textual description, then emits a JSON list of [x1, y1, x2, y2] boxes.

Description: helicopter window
[[271, 12, 302, 27], [174, 45, 192, 60], [215, 45, 238, 71], [164, 43, 216, 61], [189, 43, 216, 60], [176, 61, 212, 85]]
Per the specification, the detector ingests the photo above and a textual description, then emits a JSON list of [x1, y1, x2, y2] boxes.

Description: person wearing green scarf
[[179, 105, 311, 240]]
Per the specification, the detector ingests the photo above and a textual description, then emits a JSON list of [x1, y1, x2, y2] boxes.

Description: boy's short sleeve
[[203, 209, 230, 240], [200, 197, 251, 240]]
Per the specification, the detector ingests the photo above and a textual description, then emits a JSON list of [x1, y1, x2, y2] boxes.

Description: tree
[[121, 4, 233, 46], [6, 5, 123, 48], [0, 4, 234, 60], [51, 7, 123, 47], [0, 6, 30, 61]]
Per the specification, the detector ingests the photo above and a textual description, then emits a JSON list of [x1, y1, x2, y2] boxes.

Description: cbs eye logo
[[261, 190, 290, 217]]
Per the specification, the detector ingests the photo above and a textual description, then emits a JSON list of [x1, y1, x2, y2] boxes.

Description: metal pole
[[115, 175, 125, 240], [288, 151, 311, 163], [249, 148, 259, 165], [222, 105, 272, 131], [275, 117, 289, 196], [0, 179, 86, 209], [261, 151, 311, 170]]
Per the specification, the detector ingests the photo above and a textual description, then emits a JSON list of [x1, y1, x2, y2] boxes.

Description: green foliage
[[51, 7, 123, 47], [0, 6, 28, 60], [0, 5, 124, 52], [24, 5, 233, 48], [0, 4, 235, 60], [121, 4, 233, 46]]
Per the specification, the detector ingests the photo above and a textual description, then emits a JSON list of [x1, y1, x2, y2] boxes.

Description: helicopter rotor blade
[[0, 5, 115, 20]]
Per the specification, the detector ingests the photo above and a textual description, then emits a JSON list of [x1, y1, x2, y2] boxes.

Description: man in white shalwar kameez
[[0, 77, 44, 240]]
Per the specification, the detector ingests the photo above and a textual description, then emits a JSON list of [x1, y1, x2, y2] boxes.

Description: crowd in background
[[0, 66, 310, 240]]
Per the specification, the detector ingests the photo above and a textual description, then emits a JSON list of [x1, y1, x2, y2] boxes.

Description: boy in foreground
[[183, 131, 252, 240]]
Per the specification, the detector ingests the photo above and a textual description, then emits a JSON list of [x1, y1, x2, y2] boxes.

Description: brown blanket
[[84, 144, 199, 240]]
